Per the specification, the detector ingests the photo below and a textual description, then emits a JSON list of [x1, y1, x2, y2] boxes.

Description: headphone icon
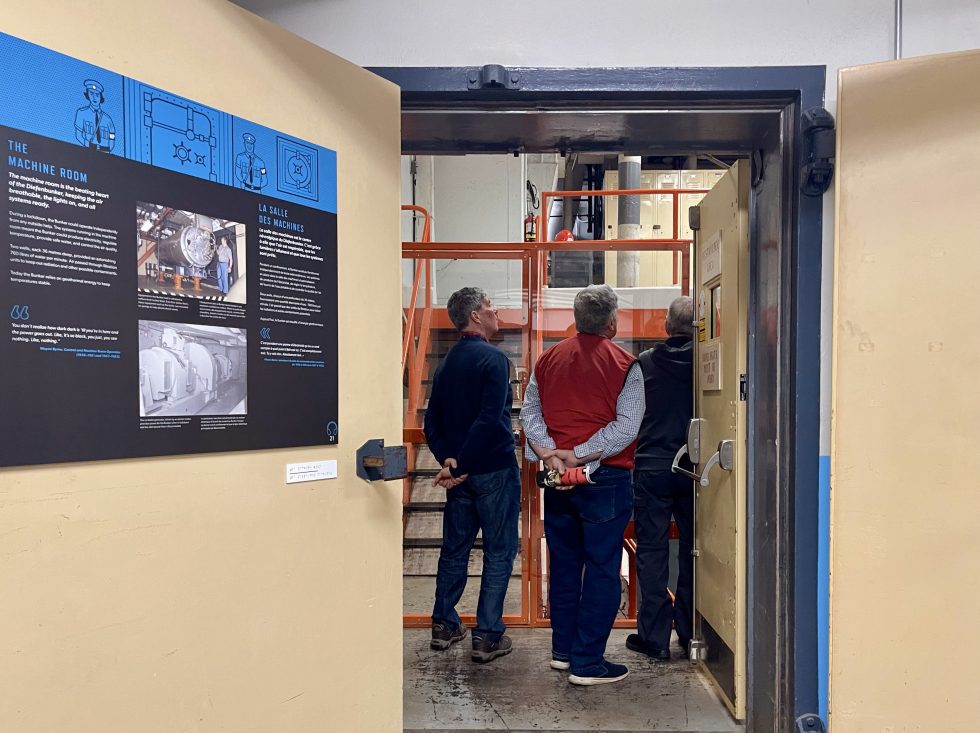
[[326, 421, 339, 441]]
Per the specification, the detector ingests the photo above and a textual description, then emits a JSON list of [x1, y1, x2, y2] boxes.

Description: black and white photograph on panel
[[136, 202, 247, 303], [138, 320, 247, 417]]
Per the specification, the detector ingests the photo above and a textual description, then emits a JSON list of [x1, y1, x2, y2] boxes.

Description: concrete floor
[[404, 628, 741, 733], [404, 576, 524, 616]]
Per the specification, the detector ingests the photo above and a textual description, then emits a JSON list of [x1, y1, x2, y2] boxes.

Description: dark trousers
[[544, 466, 633, 676], [634, 466, 694, 648], [431, 464, 520, 641]]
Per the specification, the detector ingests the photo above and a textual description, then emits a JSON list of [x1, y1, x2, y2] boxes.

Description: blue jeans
[[544, 465, 633, 676], [432, 463, 520, 641], [217, 261, 229, 294]]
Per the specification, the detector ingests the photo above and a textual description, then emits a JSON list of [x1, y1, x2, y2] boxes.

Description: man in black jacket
[[423, 286, 519, 663], [626, 296, 695, 661]]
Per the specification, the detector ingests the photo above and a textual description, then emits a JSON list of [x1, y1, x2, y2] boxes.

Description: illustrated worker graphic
[[74, 79, 116, 152], [235, 132, 268, 191]]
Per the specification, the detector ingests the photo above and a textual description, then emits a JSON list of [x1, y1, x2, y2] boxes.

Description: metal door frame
[[374, 64, 825, 733]]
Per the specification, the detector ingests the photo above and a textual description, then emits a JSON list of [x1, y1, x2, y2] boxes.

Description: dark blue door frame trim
[[372, 65, 826, 732]]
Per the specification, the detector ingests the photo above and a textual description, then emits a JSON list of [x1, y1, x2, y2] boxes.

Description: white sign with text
[[701, 230, 723, 284]]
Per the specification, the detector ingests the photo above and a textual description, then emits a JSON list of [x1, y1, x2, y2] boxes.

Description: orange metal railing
[[401, 205, 434, 509], [401, 188, 706, 628]]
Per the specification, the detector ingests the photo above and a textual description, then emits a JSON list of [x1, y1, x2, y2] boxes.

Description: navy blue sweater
[[423, 335, 515, 477]]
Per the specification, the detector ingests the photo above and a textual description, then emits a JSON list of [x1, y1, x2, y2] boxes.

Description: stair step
[[404, 537, 483, 549], [408, 467, 440, 478], [403, 546, 523, 576], [413, 448, 440, 470], [404, 511, 521, 540], [404, 512, 445, 539], [409, 478, 447, 503], [404, 501, 445, 512]]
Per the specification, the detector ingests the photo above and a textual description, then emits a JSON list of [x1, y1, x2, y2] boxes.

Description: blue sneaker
[[568, 661, 630, 686]]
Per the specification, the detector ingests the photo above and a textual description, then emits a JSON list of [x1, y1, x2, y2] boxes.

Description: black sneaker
[[626, 633, 671, 661], [568, 660, 630, 686], [430, 622, 466, 650], [471, 634, 513, 663]]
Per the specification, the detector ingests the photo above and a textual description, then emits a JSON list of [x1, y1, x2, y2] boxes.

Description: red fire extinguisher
[[524, 212, 537, 242], [525, 180, 539, 241]]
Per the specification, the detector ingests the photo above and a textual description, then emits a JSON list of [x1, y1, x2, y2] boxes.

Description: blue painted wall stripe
[[818, 454, 831, 724]]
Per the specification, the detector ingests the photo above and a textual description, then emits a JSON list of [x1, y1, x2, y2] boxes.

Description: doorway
[[378, 65, 825, 733]]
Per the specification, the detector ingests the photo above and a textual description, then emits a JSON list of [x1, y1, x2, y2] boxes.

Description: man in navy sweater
[[423, 286, 519, 663]]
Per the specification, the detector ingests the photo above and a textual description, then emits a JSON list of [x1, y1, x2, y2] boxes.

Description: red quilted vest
[[534, 333, 637, 470]]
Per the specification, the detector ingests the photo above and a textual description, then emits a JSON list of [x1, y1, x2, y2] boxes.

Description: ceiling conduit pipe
[[617, 155, 642, 287]]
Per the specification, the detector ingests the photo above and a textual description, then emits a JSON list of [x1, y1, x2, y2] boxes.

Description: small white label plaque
[[701, 230, 723, 284], [286, 460, 338, 484], [700, 341, 722, 391]]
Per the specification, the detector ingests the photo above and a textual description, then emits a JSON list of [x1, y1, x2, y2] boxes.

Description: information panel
[[0, 32, 339, 466]]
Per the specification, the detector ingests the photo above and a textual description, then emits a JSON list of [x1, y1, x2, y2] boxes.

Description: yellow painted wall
[[831, 50, 980, 731], [0, 2, 403, 731]]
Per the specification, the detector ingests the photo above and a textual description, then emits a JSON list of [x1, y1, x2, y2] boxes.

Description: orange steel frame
[[401, 188, 705, 629]]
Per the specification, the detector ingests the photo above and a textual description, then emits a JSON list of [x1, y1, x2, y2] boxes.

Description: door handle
[[671, 439, 735, 487]]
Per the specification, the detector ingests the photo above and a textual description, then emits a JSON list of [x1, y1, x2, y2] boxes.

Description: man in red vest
[[520, 284, 644, 685]]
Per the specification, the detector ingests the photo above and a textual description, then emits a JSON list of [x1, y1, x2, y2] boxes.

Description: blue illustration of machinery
[[142, 91, 218, 180], [277, 136, 318, 200]]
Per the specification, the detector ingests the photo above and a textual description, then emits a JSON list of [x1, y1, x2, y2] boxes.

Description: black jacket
[[635, 335, 694, 469], [423, 335, 515, 477]]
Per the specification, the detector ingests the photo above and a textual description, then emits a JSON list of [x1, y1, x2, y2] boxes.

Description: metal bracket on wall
[[795, 714, 826, 733], [800, 107, 836, 196], [356, 439, 408, 482], [688, 205, 701, 232], [466, 64, 521, 90]]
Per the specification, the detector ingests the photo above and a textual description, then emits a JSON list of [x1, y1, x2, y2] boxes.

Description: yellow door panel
[[831, 49, 980, 733], [690, 162, 749, 720], [0, 2, 403, 731]]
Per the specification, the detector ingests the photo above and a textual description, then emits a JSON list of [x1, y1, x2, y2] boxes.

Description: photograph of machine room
[[136, 202, 246, 303], [401, 152, 735, 731], [138, 321, 247, 417]]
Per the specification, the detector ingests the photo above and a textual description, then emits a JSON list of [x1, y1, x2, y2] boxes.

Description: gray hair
[[574, 285, 618, 335], [666, 296, 695, 337], [446, 287, 487, 331]]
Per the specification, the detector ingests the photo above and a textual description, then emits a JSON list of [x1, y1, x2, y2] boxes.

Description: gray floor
[[405, 576, 524, 616], [404, 628, 741, 733]]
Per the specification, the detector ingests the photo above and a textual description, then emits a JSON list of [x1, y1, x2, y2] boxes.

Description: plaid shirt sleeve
[[519, 372, 555, 462]]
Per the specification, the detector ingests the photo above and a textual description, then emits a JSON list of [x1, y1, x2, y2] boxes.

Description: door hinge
[[688, 205, 701, 232], [801, 107, 835, 196], [739, 373, 747, 401], [466, 64, 521, 90]]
